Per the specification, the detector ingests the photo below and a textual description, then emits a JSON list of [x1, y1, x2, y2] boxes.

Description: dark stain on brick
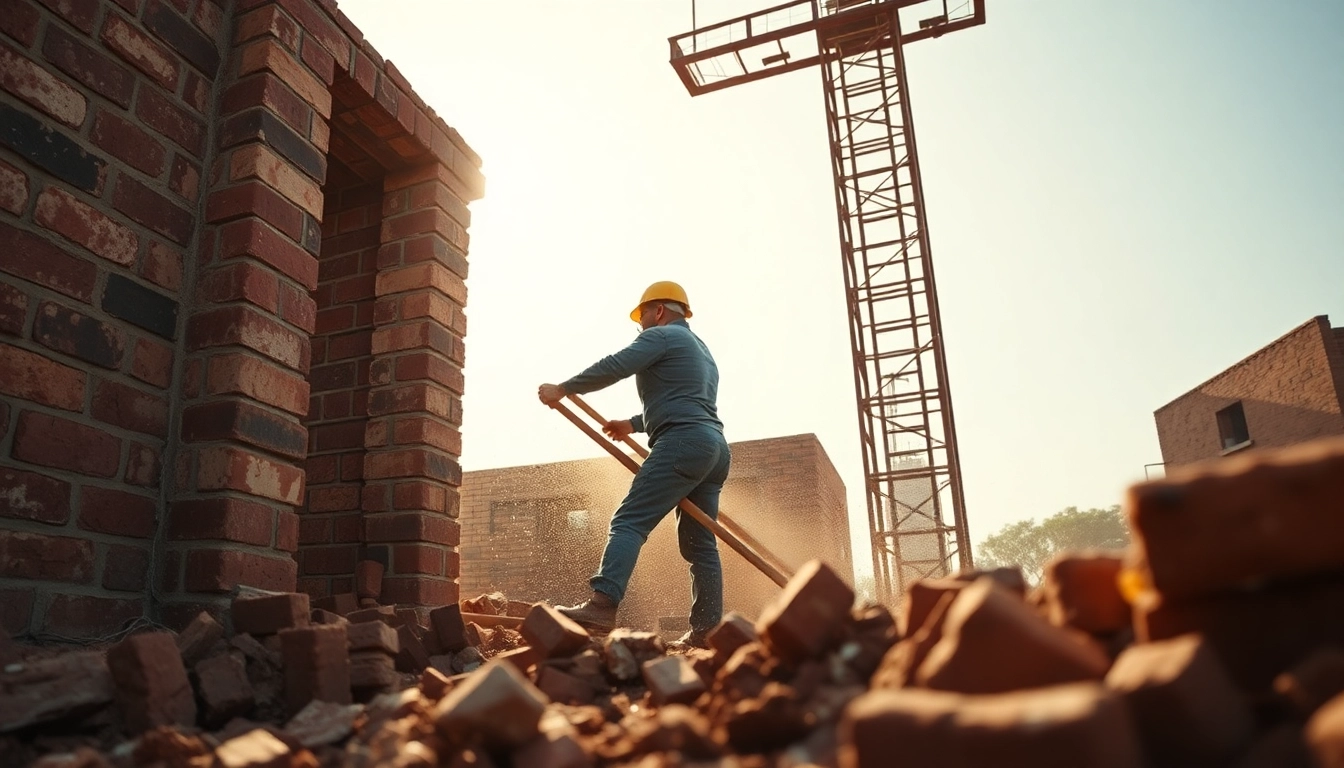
[[143, 0, 220, 76], [219, 108, 326, 182], [43, 25, 136, 108], [34, 302, 124, 369], [0, 103, 105, 193], [102, 273, 178, 340]]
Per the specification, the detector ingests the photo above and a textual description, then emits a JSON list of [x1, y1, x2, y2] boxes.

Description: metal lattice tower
[[670, 0, 983, 604]]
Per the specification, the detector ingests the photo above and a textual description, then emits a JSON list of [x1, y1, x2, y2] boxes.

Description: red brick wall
[[1, 0, 482, 639], [298, 171, 381, 597], [458, 434, 852, 635], [1, 0, 227, 639], [1155, 316, 1344, 468]]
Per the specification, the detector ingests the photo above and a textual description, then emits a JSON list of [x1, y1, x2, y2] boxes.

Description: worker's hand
[[603, 419, 634, 442], [537, 383, 567, 406]]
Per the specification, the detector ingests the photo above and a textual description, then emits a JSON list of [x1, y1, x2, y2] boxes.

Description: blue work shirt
[[562, 319, 723, 445]]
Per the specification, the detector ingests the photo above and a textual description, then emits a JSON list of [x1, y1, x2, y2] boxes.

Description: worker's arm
[[560, 329, 667, 395]]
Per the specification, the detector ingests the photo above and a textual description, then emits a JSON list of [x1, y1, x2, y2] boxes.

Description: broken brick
[[231, 593, 310, 636], [706, 612, 756, 659], [1127, 436, 1344, 601], [420, 666, 453, 699], [176, 610, 225, 665], [279, 624, 351, 712], [347, 620, 399, 654], [604, 629, 664, 682], [0, 651, 114, 732], [431, 603, 469, 653], [350, 651, 398, 692], [106, 631, 197, 732], [534, 664, 596, 705], [642, 655, 705, 706], [839, 684, 1142, 768], [313, 593, 359, 615], [494, 645, 541, 675], [899, 577, 965, 637], [521, 603, 590, 658], [346, 605, 397, 625], [433, 659, 548, 749], [916, 578, 1110, 694], [355, 559, 384, 599], [195, 651, 255, 726], [1043, 551, 1130, 635], [461, 592, 507, 616], [872, 591, 956, 690], [1105, 633, 1252, 766], [310, 608, 348, 626], [396, 624, 432, 672], [756, 559, 855, 660], [285, 699, 364, 748]]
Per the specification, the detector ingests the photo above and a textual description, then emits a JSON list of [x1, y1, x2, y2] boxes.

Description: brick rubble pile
[[4, 436, 1344, 767]]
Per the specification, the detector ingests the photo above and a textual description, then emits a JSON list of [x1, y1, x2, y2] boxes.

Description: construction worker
[[537, 281, 730, 648]]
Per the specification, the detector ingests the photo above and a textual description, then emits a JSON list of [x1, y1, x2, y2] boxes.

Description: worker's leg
[[676, 431, 731, 634], [589, 426, 724, 604]]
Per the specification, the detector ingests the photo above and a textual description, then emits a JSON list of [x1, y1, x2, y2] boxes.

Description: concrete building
[[1154, 316, 1344, 468], [458, 433, 851, 636], [0, 0, 481, 638]]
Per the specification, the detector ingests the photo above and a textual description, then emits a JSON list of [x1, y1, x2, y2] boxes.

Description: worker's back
[[636, 320, 722, 443]]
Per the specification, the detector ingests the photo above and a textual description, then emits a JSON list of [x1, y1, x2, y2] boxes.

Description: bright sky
[[339, 1, 1344, 583]]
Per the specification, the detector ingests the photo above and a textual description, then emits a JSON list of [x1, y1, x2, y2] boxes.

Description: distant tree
[[975, 505, 1130, 586]]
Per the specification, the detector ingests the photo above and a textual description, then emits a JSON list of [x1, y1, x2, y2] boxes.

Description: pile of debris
[[3, 436, 1344, 767]]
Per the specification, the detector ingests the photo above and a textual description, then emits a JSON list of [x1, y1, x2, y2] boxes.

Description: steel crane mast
[[669, 0, 984, 603]]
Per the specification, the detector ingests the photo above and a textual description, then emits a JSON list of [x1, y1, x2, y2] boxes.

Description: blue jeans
[[590, 423, 731, 633]]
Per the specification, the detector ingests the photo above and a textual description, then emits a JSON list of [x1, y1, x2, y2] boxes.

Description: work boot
[[556, 592, 618, 635], [668, 628, 710, 650]]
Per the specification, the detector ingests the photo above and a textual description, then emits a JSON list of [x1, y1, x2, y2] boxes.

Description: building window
[[1216, 402, 1251, 451]]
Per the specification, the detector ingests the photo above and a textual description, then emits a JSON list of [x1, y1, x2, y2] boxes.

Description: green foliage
[[975, 505, 1130, 586]]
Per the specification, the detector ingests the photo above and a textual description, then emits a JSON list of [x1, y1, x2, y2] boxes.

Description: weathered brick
[[199, 261, 280, 312], [218, 217, 318, 290], [176, 610, 225, 665], [0, 0, 41, 47], [0, 103, 104, 193], [187, 305, 306, 370], [533, 664, 594, 706], [103, 543, 150, 591], [142, 239, 183, 291], [35, 0, 99, 34], [79, 485, 156, 537], [197, 444, 304, 504], [347, 620, 397, 653], [100, 271, 180, 343], [0, 39, 87, 127], [430, 603, 468, 653], [232, 592, 310, 635], [0, 468, 71, 525], [279, 623, 351, 712], [181, 399, 307, 459], [136, 85, 205, 155], [14, 410, 120, 478], [35, 185, 138, 267], [106, 631, 197, 732], [112, 174, 194, 244], [124, 442, 160, 486], [90, 109, 167, 176], [313, 593, 359, 615], [184, 548, 296, 593], [232, 5, 299, 51], [142, 0, 219, 75], [221, 71, 308, 136], [0, 341, 86, 410], [42, 25, 135, 108], [0, 651, 114, 730], [206, 181, 305, 241], [365, 512, 460, 546], [238, 39, 331, 117], [130, 337, 173, 387], [101, 11, 179, 90], [205, 352, 309, 416], [92, 376, 169, 436], [0, 159, 27, 215], [0, 528, 93, 583], [230, 143, 322, 217], [364, 447, 460, 484], [218, 108, 325, 182], [707, 612, 757, 658], [168, 497, 275, 545], [189, 0, 222, 37], [642, 655, 705, 706], [916, 578, 1110, 694], [167, 154, 199, 202], [355, 559, 383, 599], [34, 300, 124, 368], [278, 281, 314, 334]]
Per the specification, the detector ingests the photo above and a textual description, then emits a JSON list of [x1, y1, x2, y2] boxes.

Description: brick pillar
[[360, 163, 470, 610], [165, 18, 332, 621]]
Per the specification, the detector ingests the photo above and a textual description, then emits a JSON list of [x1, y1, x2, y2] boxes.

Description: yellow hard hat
[[629, 281, 692, 322]]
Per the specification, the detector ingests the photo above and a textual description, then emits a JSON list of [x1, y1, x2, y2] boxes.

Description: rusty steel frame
[[669, 0, 981, 604]]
